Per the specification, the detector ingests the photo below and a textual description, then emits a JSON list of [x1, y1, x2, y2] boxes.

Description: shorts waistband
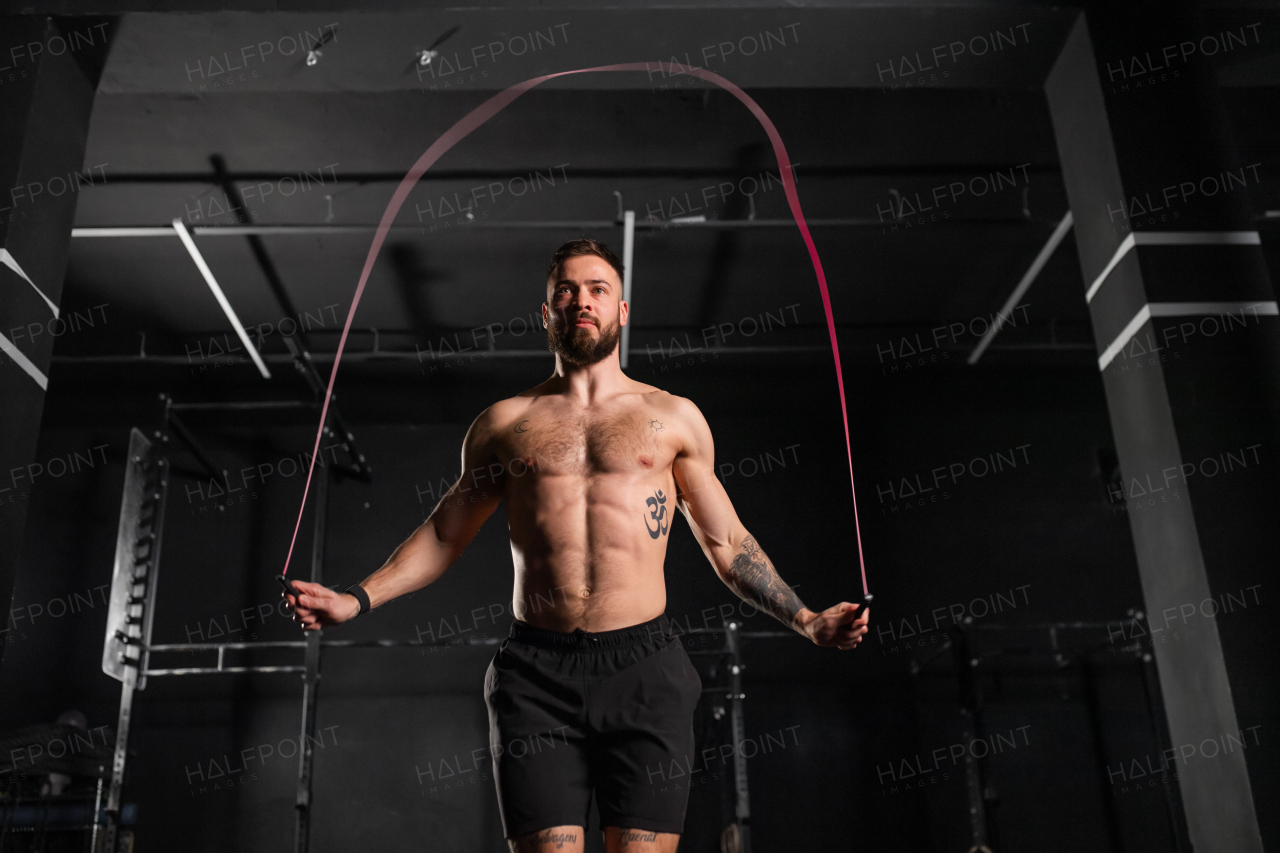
[[508, 614, 672, 649]]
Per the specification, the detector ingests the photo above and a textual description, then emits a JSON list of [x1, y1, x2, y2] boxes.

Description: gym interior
[[1, 2, 1277, 851]]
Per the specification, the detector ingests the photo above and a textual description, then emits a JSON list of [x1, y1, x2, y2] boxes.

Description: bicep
[[426, 412, 503, 549], [672, 401, 744, 553]]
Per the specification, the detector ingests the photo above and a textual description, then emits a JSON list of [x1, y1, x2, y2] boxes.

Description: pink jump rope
[[280, 62, 871, 607]]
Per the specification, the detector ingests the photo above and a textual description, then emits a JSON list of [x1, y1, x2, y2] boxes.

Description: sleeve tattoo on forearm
[[722, 535, 807, 627]]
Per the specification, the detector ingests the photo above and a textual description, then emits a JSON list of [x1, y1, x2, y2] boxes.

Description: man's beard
[[547, 313, 621, 366]]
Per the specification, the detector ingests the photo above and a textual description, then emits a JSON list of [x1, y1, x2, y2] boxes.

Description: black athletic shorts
[[483, 613, 702, 839]]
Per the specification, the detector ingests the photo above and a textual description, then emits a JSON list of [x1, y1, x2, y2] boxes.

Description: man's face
[[544, 255, 628, 366]]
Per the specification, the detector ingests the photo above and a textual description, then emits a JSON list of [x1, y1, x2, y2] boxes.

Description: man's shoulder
[[473, 395, 535, 432], [638, 389, 708, 438], [646, 388, 703, 420]]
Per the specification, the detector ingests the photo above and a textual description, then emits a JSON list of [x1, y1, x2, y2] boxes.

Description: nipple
[[639, 454, 654, 468]]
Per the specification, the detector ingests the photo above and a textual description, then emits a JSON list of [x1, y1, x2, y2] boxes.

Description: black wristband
[[345, 584, 371, 617]]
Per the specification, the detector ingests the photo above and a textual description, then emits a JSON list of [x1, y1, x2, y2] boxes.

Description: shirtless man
[[284, 239, 870, 853]]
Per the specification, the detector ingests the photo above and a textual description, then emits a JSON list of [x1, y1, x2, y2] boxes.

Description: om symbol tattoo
[[644, 489, 669, 539]]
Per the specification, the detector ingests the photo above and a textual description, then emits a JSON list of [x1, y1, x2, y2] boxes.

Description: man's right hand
[[799, 602, 870, 650], [284, 581, 360, 631]]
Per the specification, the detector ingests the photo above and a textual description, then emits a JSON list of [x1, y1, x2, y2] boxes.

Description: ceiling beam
[[94, 165, 1065, 184]]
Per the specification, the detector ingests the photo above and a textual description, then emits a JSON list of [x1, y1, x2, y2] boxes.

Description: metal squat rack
[[99, 340, 378, 853], [678, 620, 803, 853], [98, 340, 794, 853]]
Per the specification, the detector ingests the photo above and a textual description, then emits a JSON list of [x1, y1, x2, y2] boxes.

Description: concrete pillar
[[1045, 10, 1275, 851], [0, 17, 106, 667]]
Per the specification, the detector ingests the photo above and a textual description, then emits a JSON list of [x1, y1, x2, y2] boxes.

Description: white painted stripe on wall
[[1097, 300, 1279, 371], [0, 249, 60, 319], [0, 330, 49, 390], [1084, 231, 1261, 304]]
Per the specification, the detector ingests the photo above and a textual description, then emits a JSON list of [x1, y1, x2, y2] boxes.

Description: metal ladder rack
[[99, 346, 371, 853]]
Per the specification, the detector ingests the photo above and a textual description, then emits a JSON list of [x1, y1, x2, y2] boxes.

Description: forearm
[[357, 518, 459, 609], [713, 530, 811, 632]]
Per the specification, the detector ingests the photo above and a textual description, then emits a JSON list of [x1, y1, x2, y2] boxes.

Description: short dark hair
[[545, 238, 625, 285]]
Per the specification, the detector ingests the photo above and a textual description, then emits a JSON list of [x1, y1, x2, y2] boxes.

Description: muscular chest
[[507, 409, 669, 477]]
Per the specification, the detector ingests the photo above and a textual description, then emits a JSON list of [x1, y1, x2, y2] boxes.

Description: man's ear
[[541, 302, 549, 328], [619, 300, 630, 327]]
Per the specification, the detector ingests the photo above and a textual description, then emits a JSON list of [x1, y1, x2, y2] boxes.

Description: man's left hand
[[799, 602, 870, 650]]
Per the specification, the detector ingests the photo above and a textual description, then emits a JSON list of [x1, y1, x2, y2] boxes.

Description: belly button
[[580, 587, 592, 598]]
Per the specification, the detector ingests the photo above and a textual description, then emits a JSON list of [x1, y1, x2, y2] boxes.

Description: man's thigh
[[486, 645, 593, 839], [602, 827, 680, 853], [509, 825, 587, 853], [590, 639, 702, 835], [509, 822, 683, 851]]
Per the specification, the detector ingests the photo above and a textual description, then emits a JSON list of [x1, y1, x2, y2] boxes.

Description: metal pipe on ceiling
[[968, 210, 1074, 366], [95, 165, 1067, 184], [50, 340, 1097, 369], [50, 344, 833, 367], [71, 214, 1034, 238], [620, 209, 636, 368], [170, 218, 272, 379]]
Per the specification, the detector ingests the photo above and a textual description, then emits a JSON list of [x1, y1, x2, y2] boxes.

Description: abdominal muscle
[[505, 469, 674, 632]]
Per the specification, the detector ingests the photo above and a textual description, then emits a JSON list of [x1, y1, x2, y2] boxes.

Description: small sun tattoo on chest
[[649, 419, 664, 431]]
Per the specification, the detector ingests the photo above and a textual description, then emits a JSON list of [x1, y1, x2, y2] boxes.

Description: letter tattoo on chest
[[514, 419, 530, 433], [644, 489, 670, 539]]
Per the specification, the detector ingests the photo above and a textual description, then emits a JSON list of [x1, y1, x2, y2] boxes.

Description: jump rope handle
[[276, 573, 301, 598]]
